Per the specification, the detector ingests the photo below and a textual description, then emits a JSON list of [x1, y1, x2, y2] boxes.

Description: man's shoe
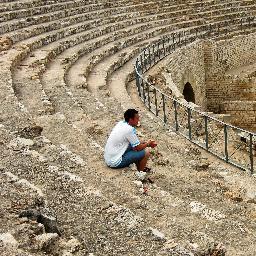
[[147, 177, 154, 184], [143, 167, 152, 173]]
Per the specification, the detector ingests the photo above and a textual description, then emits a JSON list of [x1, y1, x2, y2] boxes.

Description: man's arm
[[133, 140, 157, 151]]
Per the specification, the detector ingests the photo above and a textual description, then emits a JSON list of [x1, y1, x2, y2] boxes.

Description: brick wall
[[165, 40, 207, 109], [205, 33, 256, 112], [221, 101, 256, 131], [205, 32, 256, 131], [163, 32, 256, 131]]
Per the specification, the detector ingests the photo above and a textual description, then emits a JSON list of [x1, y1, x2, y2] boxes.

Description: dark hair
[[124, 109, 138, 122]]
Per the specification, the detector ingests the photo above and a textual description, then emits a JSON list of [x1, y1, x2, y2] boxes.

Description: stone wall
[[221, 101, 256, 131], [164, 40, 207, 109], [163, 32, 256, 131], [205, 32, 256, 131], [204, 32, 256, 111]]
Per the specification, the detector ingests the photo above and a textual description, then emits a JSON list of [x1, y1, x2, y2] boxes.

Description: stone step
[[0, 126, 173, 255], [3, 65, 255, 254], [0, 62, 37, 131], [1, 1, 256, 255], [87, 45, 142, 94], [0, 0, 137, 23], [9, 20, 173, 112], [0, 0, 69, 13], [9, 12, 250, 116], [190, 0, 248, 9], [208, 9, 256, 23], [0, 0, 168, 35], [2, 3, 199, 67], [33, 83, 256, 254], [84, 25, 202, 93], [213, 26, 256, 40], [1, 2, 192, 41], [10, 18, 204, 114], [5, 11, 252, 118]]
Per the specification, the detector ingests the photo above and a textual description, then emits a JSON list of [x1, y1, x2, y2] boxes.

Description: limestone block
[[149, 228, 166, 241], [0, 37, 13, 51], [0, 233, 18, 248], [59, 237, 82, 253], [35, 233, 59, 251], [8, 137, 34, 151]]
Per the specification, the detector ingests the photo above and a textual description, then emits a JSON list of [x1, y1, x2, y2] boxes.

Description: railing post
[[249, 133, 254, 174], [135, 60, 141, 97], [204, 115, 209, 150], [140, 54, 143, 74], [147, 82, 151, 110], [143, 49, 146, 69], [162, 94, 167, 124], [172, 33, 175, 50], [148, 47, 151, 67], [153, 44, 156, 63], [192, 29, 196, 43], [224, 124, 228, 162], [188, 108, 192, 140], [167, 37, 170, 53], [158, 41, 161, 59], [163, 38, 166, 56], [141, 79, 145, 103], [174, 100, 179, 131], [154, 88, 158, 116]]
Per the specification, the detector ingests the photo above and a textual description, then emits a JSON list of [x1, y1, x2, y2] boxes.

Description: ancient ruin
[[0, 0, 256, 255]]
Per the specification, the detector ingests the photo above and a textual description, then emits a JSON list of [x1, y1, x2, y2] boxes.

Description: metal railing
[[134, 17, 256, 173]]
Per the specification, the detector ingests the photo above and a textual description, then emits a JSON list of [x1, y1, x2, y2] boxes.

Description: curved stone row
[[1, 1, 256, 254], [0, 0, 133, 22], [0, 1, 189, 39], [0, 1, 199, 126], [1, 0, 254, 37], [0, 0, 253, 121], [2, 91, 253, 255], [0, 0, 254, 123], [0, 0, 154, 34], [12, 19, 203, 107]]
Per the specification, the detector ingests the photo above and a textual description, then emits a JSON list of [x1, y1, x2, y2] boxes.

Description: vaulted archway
[[183, 82, 195, 103]]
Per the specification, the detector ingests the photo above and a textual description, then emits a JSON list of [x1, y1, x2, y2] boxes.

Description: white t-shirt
[[104, 121, 140, 167]]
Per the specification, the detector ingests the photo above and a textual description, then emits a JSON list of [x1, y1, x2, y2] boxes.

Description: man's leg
[[137, 148, 150, 171], [115, 148, 147, 169]]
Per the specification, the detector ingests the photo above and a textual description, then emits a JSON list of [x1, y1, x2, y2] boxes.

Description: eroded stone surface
[[0, 1, 256, 255]]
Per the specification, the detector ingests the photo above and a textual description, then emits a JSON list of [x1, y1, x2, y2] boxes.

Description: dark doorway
[[183, 82, 195, 103]]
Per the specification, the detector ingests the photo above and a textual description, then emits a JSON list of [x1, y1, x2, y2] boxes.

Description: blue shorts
[[114, 146, 145, 169]]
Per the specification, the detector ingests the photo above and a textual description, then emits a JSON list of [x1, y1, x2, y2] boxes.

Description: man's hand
[[148, 140, 157, 148], [133, 140, 157, 151]]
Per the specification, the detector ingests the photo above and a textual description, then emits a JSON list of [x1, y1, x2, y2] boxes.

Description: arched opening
[[183, 82, 195, 103]]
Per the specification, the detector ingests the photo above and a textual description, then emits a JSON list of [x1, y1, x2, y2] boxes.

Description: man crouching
[[104, 109, 157, 172]]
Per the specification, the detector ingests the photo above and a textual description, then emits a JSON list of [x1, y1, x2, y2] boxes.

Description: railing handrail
[[134, 16, 256, 173], [135, 69, 256, 135]]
